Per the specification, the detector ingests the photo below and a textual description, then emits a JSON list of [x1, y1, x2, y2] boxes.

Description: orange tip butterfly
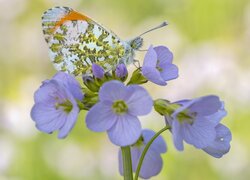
[[42, 6, 167, 76]]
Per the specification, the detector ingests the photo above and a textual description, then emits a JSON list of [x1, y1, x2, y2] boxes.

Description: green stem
[[121, 146, 134, 180], [134, 126, 170, 180]]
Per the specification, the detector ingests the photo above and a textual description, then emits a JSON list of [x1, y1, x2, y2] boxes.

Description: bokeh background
[[0, 0, 250, 179]]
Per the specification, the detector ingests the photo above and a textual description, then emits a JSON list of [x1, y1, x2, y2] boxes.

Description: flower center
[[112, 100, 128, 115], [176, 110, 196, 124], [156, 60, 163, 72], [157, 67, 163, 72], [156, 66, 163, 72], [55, 99, 73, 114]]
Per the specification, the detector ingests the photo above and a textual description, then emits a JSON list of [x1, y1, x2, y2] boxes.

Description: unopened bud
[[115, 64, 128, 81], [92, 63, 105, 79]]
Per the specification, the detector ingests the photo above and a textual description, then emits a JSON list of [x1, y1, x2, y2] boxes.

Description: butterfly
[[42, 6, 167, 76]]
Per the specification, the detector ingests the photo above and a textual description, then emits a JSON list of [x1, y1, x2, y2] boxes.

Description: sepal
[[127, 69, 148, 85], [154, 99, 179, 116], [82, 76, 100, 92]]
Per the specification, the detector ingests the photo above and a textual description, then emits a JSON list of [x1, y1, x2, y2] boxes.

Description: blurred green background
[[0, 0, 250, 179]]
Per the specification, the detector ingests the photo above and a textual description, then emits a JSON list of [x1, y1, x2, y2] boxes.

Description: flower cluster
[[31, 45, 232, 179]]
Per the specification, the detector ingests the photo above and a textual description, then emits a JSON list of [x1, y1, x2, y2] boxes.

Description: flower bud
[[92, 63, 105, 79], [115, 64, 128, 81]]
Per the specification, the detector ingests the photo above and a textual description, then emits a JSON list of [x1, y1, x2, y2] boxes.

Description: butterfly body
[[42, 7, 143, 76]]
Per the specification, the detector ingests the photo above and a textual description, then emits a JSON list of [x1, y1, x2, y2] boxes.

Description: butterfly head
[[119, 37, 143, 65], [125, 22, 168, 55], [129, 36, 143, 50]]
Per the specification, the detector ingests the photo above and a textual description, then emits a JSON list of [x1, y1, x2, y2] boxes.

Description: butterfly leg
[[137, 49, 148, 52], [133, 59, 141, 69]]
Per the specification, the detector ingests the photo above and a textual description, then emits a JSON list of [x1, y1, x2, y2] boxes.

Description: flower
[[165, 95, 229, 152], [202, 123, 232, 158], [92, 63, 105, 79], [31, 72, 83, 138], [115, 63, 128, 80], [142, 45, 178, 86], [118, 129, 167, 179], [86, 80, 153, 146]]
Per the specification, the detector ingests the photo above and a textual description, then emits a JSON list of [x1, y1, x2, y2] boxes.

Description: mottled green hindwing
[[42, 6, 127, 76]]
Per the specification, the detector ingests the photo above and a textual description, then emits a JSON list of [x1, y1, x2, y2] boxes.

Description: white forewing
[[42, 6, 128, 76]]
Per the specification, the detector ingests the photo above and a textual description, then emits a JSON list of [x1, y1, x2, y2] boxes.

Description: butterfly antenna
[[139, 21, 168, 37]]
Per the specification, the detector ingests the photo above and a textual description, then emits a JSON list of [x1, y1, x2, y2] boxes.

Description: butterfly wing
[[42, 6, 126, 76]]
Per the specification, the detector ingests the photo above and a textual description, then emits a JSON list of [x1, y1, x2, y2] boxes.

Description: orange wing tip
[[53, 10, 90, 31]]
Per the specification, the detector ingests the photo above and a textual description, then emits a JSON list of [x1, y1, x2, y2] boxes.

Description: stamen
[[112, 100, 128, 115], [54, 99, 73, 113]]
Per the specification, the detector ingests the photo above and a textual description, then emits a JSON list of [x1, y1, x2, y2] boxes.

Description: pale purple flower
[[118, 129, 167, 179], [203, 123, 232, 158], [115, 63, 128, 79], [86, 80, 153, 146], [92, 63, 105, 79], [165, 95, 228, 152], [142, 45, 178, 86], [31, 72, 83, 138]]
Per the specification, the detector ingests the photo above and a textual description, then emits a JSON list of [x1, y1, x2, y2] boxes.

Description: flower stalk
[[134, 126, 171, 180], [121, 146, 134, 180]]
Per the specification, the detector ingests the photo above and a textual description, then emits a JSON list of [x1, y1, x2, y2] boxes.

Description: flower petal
[[99, 81, 127, 102], [58, 105, 79, 138], [173, 96, 223, 119], [154, 46, 173, 64], [143, 45, 157, 67], [34, 80, 60, 103], [31, 103, 63, 125], [35, 118, 65, 134], [139, 150, 163, 179], [125, 85, 153, 116], [189, 95, 222, 116], [206, 103, 227, 125], [203, 124, 232, 158], [172, 120, 184, 151], [181, 117, 216, 149], [107, 114, 141, 146], [165, 115, 173, 127], [86, 102, 117, 132], [130, 147, 142, 172], [142, 66, 166, 85], [159, 63, 179, 81], [53, 72, 83, 101], [142, 129, 167, 153]]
